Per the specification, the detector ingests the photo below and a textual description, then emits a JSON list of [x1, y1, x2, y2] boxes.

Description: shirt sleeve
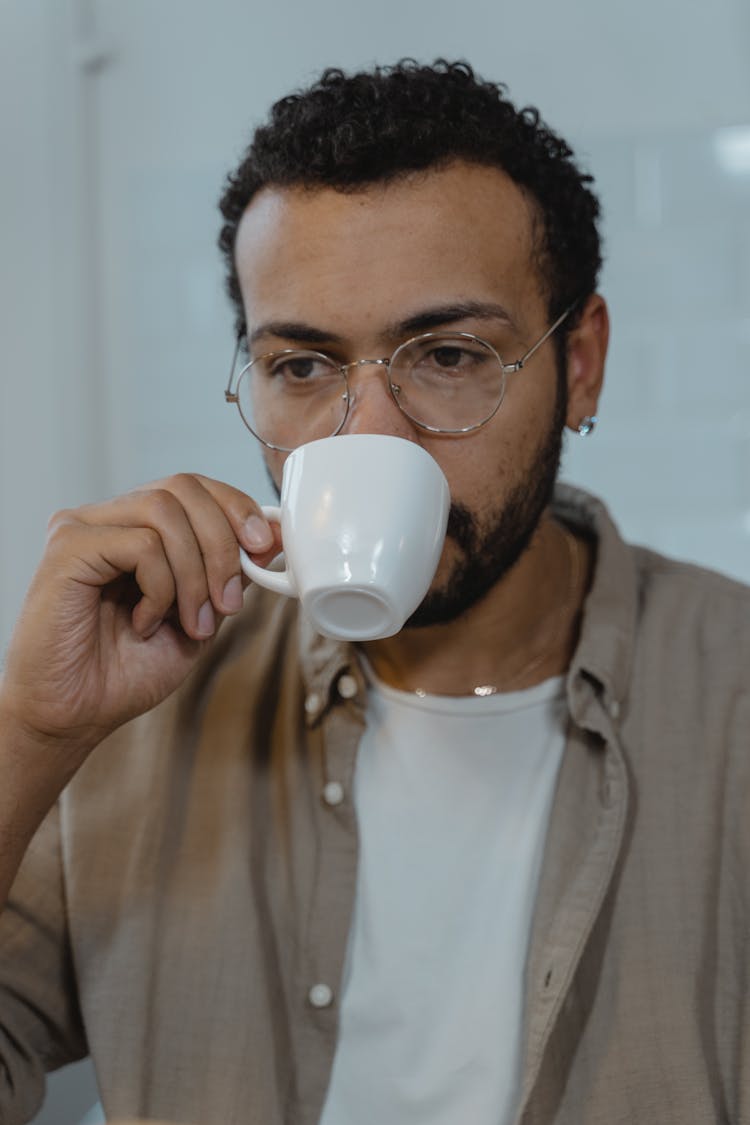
[[715, 678, 750, 1123], [0, 803, 88, 1124]]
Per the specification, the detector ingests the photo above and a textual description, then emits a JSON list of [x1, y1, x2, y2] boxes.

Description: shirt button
[[337, 673, 358, 700], [322, 781, 345, 807], [308, 982, 334, 1008], [304, 692, 322, 716], [609, 699, 621, 721]]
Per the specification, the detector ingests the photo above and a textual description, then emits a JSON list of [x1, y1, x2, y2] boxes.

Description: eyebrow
[[248, 321, 342, 348], [248, 301, 516, 349], [390, 301, 516, 337]]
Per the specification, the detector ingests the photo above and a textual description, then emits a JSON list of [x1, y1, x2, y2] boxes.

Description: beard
[[404, 380, 567, 630]]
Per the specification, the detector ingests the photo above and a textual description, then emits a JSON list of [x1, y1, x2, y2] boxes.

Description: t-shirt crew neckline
[[358, 658, 565, 716]]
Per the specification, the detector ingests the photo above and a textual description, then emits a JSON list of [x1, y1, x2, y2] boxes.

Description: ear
[[564, 294, 609, 432]]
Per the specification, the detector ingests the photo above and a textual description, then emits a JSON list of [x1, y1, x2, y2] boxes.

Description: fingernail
[[222, 574, 244, 613], [197, 599, 215, 637], [141, 619, 163, 640], [242, 515, 273, 552]]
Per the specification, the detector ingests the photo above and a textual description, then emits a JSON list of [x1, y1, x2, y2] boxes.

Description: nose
[[342, 360, 417, 440]]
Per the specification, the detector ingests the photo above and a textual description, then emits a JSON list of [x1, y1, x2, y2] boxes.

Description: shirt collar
[[297, 613, 367, 725], [552, 484, 637, 727]]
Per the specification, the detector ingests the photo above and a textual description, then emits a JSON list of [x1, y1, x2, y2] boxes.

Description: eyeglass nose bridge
[[336, 356, 408, 432], [340, 357, 391, 376], [339, 356, 402, 404]]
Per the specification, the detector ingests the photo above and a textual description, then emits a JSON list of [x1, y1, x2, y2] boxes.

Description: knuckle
[[163, 472, 198, 493], [218, 524, 244, 562], [140, 487, 180, 522], [46, 507, 73, 534], [133, 532, 174, 600], [203, 526, 244, 583], [45, 509, 79, 546], [135, 526, 164, 557]]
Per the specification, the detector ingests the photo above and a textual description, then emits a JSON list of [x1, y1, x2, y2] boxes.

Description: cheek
[[263, 450, 287, 493], [422, 429, 516, 515], [422, 374, 559, 523]]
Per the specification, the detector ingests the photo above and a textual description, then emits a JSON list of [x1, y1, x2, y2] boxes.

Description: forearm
[[0, 712, 88, 911]]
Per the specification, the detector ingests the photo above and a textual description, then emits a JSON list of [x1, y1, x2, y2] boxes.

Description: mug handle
[[238, 505, 298, 598]]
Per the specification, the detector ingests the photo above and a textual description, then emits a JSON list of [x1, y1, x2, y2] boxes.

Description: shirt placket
[[516, 678, 630, 1125], [290, 665, 366, 1125]]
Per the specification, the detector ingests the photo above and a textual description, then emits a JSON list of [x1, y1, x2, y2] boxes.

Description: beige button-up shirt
[[1, 485, 749, 1124]]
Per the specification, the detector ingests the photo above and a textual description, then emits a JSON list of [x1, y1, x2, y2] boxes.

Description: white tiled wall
[[562, 127, 750, 582]]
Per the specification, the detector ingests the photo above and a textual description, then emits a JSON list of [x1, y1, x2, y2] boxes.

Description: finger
[[46, 519, 178, 638], [239, 520, 285, 581], [151, 475, 284, 593], [70, 474, 278, 620], [141, 474, 272, 610], [70, 489, 217, 638], [185, 475, 284, 589], [186, 473, 278, 555]]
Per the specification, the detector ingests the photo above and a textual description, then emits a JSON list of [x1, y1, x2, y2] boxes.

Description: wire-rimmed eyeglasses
[[225, 303, 576, 452]]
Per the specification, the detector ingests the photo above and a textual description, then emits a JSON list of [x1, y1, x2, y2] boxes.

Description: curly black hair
[[218, 59, 602, 355]]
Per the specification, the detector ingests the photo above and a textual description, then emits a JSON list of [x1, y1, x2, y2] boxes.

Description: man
[[0, 59, 748, 1125]]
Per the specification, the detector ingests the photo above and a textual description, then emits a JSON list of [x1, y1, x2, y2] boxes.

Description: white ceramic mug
[[239, 434, 450, 640]]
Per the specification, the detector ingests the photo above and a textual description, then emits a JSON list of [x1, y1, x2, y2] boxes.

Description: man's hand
[[0, 473, 283, 908], [0, 473, 281, 758]]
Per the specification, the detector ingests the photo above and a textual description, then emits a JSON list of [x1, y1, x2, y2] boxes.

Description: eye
[[430, 345, 467, 369], [413, 340, 493, 376], [263, 353, 337, 383]]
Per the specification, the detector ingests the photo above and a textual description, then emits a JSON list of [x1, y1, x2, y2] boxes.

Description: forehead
[[234, 161, 543, 334]]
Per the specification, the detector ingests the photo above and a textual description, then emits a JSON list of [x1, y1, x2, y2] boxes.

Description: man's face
[[234, 161, 568, 626]]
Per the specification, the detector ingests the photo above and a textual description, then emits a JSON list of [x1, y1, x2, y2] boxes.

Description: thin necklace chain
[[413, 525, 580, 699]]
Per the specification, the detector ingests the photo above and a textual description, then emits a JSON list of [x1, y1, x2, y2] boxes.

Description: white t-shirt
[[319, 672, 568, 1125]]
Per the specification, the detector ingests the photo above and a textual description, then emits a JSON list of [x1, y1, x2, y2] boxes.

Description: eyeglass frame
[[224, 301, 578, 452]]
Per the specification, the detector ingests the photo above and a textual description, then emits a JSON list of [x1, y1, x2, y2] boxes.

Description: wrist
[[0, 690, 96, 780]]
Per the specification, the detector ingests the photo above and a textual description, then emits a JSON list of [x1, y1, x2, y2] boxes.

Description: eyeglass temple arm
[[225, 331, 245, 401], [503, 302, 578, 374]]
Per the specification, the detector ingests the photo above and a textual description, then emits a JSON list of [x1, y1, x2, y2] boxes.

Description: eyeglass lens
[[235, 335, 507, 451]]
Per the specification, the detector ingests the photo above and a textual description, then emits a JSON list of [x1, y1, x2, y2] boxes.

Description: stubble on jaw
[[404, 387, 567, 630]]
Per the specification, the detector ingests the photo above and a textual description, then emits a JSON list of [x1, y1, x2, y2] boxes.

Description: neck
[[361, 512, 592, 696]]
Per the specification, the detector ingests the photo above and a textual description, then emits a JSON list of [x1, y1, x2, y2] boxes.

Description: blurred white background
[[1, 0, 749, 1121]]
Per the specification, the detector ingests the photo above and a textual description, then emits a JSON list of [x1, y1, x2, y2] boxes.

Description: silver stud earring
[[577, 415, 597, 436]]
